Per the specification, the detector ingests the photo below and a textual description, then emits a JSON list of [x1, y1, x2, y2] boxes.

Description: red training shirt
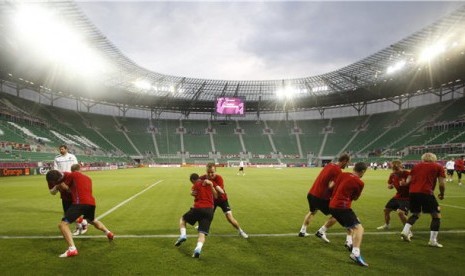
[[388, 170, 410, 200], [329, 172, 364, 209], [63, 172, 96, 205], [409, 162, 445, 195], [192, 180, 215, 208], [309, 163, 342, 200], [455, 159, 464, 171], [200, 174, 227, 203]]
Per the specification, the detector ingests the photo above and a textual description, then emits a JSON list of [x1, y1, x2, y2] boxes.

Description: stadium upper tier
[[0, 1, 465, 113]]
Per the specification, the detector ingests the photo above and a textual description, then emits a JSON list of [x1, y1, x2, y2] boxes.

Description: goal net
[[227, 160, 242, 167]]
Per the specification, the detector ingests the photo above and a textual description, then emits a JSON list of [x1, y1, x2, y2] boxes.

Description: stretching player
[[401, 153, 446, 247], [175, 173, 220, 258], [329, 162, 369, 267], [377, 160, 411, 236], [200, 163, 248, 238], [46, 169, 114, 257], [298, 154, 350, 243]]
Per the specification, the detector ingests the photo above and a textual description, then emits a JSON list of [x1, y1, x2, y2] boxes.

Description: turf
[[0, 167, 464, 275]]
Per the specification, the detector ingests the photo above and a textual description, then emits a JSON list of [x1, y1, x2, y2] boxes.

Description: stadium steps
[[207, 120, 218, 164], [448, 128, 465, 143], [266, 120, 300, 156], [236, 120, 248, 154], [337, 115, 371, 156], [293, 120, 304, 158], [357, 107, 417, 154], [113, 116, 142, 157], [263, 120, 281, 163], [386, 100, 456, 152], [317, 118, 331, 158], [155, 119, 181, 155], [297, 119, 328, 157], [323, 115, 367, 156], [147, 118, 161, 157]]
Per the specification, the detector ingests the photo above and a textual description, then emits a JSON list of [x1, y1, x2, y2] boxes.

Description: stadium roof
[[1, 1, 465, 114]]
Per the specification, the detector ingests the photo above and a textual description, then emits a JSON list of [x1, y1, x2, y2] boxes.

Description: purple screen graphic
[[216, 97, 245, 115]]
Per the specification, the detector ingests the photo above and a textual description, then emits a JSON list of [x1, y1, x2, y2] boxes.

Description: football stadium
[[1, 1, 465, 274]]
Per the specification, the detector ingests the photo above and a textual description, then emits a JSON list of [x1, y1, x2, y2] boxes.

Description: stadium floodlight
[[13, 4, 107, 75], [134, 79, 151, 90], [419, 42, 446, 63], [276, 85, 298, 99], [386, 60, 406, 74]]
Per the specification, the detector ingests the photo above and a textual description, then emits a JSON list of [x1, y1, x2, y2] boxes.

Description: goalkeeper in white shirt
[[54, 145, 78, 172]]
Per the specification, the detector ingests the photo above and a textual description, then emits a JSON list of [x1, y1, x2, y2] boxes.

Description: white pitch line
[[2, 230, 465, 239], [441, 203, 465, 210], [96, 180, 163, 220]]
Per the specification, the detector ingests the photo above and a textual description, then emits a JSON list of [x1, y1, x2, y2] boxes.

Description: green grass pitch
[[0, 167, 464, 275]]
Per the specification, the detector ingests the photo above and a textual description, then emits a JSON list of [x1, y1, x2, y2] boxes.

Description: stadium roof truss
[[1, 1, 465, 114]]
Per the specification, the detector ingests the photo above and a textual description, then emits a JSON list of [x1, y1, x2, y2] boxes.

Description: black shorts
[[307, 194, 330, 215], [385, 198, 409, 214], [183, 208, 214, 235], [62, 199, 73, 214], [329, 208, 360, 229], [215, 200, 232, 213], [239, 167, 244, 171], [447, 169, 454, 176], [409, 193, 440, 214], [63, 204, 95, 224]]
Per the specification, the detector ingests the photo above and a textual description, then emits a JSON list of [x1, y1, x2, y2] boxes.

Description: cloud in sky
[[77, 1, 464, 81]]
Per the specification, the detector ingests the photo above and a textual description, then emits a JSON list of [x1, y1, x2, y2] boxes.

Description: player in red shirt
[[200, 163, 248, 238], [454, 155, 464, 186], [329, 162, 368, 267], [47, 164, 89, 236], [401, 152, 446, 247], [298, 154, 350, 244], [174, 173, 220, 258], [376, 160, 411, 232], [46, 167, 114, 258], [47, 170, 73, 214]]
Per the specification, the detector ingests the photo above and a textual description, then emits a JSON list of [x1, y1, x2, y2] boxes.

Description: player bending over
[[46, 169, 114, 257]]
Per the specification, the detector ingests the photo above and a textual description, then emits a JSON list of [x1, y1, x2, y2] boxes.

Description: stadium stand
[[2, 90, 465, 165]]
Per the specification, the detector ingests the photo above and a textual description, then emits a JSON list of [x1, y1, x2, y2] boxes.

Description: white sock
[[402, 223, 412, 234], [195, 242, 203, 251], [430, 231, 438, 242], [346, 235, 353, 245], [69, 246, 76, 251], [180, 227, 187, 238], [319, 226, 328, 233], [82, 219, 88, 227], [300, 226, 307, 233], [352, 247, 360, 257]]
